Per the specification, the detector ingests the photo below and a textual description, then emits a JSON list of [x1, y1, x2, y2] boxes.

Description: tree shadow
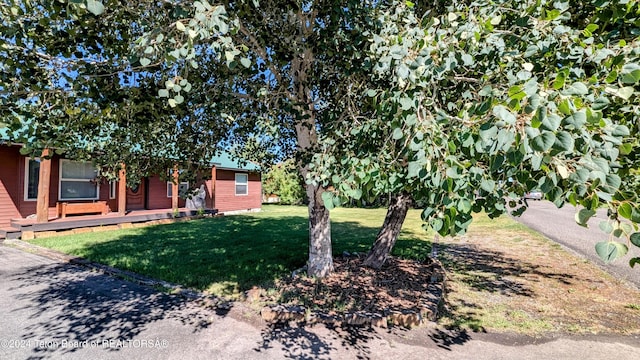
[[254, 323, 379, 360], [6, 261, 215, 359], [52, 214, 431, 297], [441, 242, 581, 297]]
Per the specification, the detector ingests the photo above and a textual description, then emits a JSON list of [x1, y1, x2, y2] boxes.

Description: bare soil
[[273, 256, 439, 313], [267, 218, 640, 335]]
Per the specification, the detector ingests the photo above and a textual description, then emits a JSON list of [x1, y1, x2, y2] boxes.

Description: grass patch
[[31, 206, 431, 299]]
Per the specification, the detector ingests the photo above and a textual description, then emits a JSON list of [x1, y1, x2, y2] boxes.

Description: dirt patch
[[263, 216, 640, 335], [269, 256, 441, 315], [438, 222, 640, 335]]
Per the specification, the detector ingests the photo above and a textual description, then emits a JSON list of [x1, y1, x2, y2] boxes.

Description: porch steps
[[4, 209, 218, 241], [0, 227, 21, 241]]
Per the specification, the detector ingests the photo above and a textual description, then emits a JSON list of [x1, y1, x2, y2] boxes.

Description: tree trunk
[[363, 192, 412, 269], [305, 182, 334, 277]]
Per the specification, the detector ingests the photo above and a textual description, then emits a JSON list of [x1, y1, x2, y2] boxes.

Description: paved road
[[1, 245, 639, 359], [513, 201, 640, 289]]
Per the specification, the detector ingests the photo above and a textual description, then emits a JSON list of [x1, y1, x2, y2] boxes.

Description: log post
[[36, 149, 52, 223], [118, 163, 127, 215], [172, 165, 179, 211], [210, 165, 216, 209]]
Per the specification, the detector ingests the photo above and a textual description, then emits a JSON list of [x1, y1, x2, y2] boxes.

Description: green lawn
[[30, 205, 433, 297]]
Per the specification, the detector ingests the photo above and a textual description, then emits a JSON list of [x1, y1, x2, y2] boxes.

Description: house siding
[[147, 175, 186, 210], [214, 169, 261, 213], [0, 146, 21, 227], [1, 145, 261, 226]]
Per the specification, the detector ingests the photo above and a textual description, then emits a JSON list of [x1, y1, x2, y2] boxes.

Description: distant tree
[[263, 160, 306, 205]]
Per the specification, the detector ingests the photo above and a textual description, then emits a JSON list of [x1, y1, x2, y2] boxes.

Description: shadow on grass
[[433, 241, 584, 344], [7, 261, 211, 360], [56, 214, 432, 298], [441, 242, 578, 297]]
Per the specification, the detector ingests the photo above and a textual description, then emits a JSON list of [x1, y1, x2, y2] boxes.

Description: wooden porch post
[[210, 165, 216, 209], [36, 149, 51, 223], [118, 163, 127, 215], [172, 165, 179, 211]]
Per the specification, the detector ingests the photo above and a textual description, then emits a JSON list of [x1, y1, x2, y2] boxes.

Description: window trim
[[166, 181, 189, 198], [109, 181, 117, 199], [58, 159, 100, 201], [235, 173, 249, 196], [23, 158, 40, 202]]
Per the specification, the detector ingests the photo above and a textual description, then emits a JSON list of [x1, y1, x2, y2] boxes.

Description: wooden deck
[[2, 208, 218, 240]]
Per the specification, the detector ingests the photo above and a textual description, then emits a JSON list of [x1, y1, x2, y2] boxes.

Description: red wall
[[146, 175, 186, 209], [1, 145, 262, 227], [214, 169, 261, 213], [0, 146, 21, 227], [0, 145, 118, 226]]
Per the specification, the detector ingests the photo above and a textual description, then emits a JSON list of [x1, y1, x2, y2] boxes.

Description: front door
[[126, 180, 146, 210]]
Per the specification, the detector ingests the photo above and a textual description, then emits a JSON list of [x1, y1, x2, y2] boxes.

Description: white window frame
[[58, 159, 100, 201], [167, 181, 189, 198], [109, 181, 117, 199], [24, 158, 40, 201], [235, 173, 249, 196]]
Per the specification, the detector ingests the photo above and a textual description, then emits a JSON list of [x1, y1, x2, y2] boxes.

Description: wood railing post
[[118, 163, 127, 215], [172, 165, 179, 211], [36, 149, 51, 223]]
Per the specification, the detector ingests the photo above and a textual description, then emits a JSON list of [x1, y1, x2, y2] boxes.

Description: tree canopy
[[1, 0, 638, 272]]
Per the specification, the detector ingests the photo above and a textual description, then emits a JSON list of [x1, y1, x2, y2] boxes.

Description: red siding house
[[0, 140, 261, 229]]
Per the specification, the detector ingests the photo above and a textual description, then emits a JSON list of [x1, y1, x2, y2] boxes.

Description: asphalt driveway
[[513, 201, 640, 289], [1, 244, 639, 359]]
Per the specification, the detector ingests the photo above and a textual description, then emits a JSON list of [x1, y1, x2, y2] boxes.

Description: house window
[[24, 158, 40, 201], [109, 181, 117, 199], [59, 160, 99, 200], [167, 182, 189, 198], [235, 173, 248, 196]]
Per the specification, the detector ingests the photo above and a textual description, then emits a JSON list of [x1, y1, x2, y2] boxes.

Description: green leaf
[[612, 125, 630, 137], [86, 0, 105, 16], [140, 57, 151, 67], [458, 199, 472, 213], [553, 131, 574, 152], [599, 221, 613, 234], [321, 192, 335, 210], [531, 131, 556, 152], [621, 69, 640, 84], [592, 97, 610, 110], [595, 241, 628, 264], [158, 89, 169, 98], [576, 209, 596, 227], [618, 203, 632, 220], [564, 82, 588, 96], [392, 127, 403, 140], [407, 161, 421, 178], [630, 258, 640, 268], [613, 86, 634, 100], [174, 94, 184, 104], [541, 114, 561, 131], [480, 179, 495, 192], [564, 111, 586, 128], [175, 21, 186, 31], [631, 233, 640, 248], [493, 105, 516, 124], [240, 57, 251, 68]]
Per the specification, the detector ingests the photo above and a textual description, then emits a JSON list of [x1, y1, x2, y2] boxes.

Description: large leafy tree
[[0, 0, 231, 183], [315, 0, 640, 268], [132, 0, 398, 277]]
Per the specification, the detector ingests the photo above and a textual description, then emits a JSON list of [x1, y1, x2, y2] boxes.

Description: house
[[0, 136, 261, 229]]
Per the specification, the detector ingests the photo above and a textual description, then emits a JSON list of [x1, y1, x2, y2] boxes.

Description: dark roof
[[210, 152, 260, 171]]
